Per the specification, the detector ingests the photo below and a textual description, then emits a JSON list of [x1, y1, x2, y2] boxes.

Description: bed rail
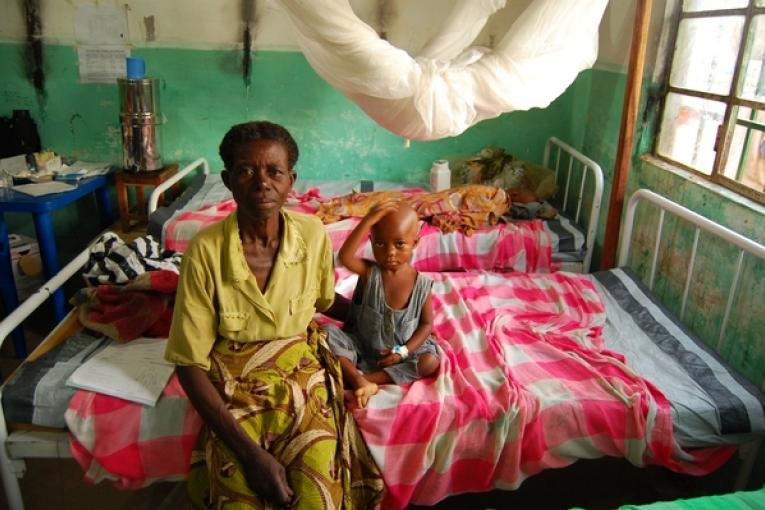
[[619, 189, 765, 490], [0, 243, 93, 510], [619, 189, 765, 353], [147, 158, 209, 216], [543, 137, 604, 272]]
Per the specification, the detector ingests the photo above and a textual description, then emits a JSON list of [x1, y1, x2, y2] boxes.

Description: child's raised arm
[[338, 198, 400, 278]]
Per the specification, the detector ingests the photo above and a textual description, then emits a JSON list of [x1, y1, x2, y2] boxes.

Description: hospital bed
[[146, 137, 604, 273], [0, 185, 762, 508]]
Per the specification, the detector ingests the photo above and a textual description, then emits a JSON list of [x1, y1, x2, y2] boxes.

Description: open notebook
[[66, 337, 174, 407]]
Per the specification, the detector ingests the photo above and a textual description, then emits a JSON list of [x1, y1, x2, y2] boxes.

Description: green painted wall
[[0, 41, 588, 274], [625, 159, 765, 387], [0, 42, 585, 180]]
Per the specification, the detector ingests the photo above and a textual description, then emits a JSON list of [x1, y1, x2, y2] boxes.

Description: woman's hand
[[377, 347, 402, 367], [243, 448, 294, 507]]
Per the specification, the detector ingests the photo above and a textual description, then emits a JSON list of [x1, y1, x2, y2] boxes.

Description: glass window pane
[[657, 93, 726, 174], [670, 16, 744, 95], [723, 108, 765, 192], [739, 15, 765, 101], [683, 0, 748, 11]]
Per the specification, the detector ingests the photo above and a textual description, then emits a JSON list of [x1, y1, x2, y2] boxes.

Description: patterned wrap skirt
[[188, 324, 384, 509]]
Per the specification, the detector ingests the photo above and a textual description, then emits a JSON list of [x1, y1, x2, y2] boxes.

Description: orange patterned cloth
[[315, 185, 509, 235]]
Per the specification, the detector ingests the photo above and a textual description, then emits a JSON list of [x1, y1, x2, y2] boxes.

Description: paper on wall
[[77, 46, 129, 84], [73, 5, 128, 45]]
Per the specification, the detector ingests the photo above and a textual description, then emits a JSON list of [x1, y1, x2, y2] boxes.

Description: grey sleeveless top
[[344, 265, 434, 356]]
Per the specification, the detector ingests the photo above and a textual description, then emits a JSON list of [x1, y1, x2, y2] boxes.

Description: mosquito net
[[276, 0, 609, 141]]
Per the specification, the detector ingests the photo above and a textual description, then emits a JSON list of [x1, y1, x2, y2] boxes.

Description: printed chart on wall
[[73, 4, 129, 84]]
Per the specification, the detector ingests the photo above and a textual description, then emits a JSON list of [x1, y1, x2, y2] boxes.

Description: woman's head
[[220, 121, 298, 219], [370, 203, 420, 270], [219, 121, 299, 171]]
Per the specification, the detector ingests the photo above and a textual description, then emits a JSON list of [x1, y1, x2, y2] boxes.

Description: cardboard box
[[9, 234, 43, 301]]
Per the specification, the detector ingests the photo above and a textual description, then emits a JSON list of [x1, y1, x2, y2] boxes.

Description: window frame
[[653, 0, 765, 204]]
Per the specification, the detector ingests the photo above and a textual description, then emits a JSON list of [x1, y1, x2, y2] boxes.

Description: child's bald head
[[371, 202, 419, 239]]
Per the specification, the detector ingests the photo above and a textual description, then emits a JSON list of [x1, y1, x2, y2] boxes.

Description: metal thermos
[[118, 77, 162, 172]]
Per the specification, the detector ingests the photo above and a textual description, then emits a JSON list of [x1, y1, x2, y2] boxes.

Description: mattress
[[592, 268, 765, 447], [1, 332, 106, 428]]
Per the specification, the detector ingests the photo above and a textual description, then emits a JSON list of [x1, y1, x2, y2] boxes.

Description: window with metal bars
[[655, 0, 765, 203]]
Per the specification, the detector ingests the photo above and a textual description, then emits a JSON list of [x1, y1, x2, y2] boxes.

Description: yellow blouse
[[165, 209, 335, 370]]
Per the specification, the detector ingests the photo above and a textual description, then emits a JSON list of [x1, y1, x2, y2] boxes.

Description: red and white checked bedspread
[[341, 270, 732, 509], [65, 374, 202, 489], [64, 271, 731, 501], [165, 191, 555, 272]]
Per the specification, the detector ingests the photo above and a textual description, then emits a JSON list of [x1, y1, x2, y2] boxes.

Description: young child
[[326, 199, 440, 407]]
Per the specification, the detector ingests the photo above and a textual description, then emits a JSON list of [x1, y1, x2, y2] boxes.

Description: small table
[[0, 174, 115, 357], [115, 165, 179, 231]]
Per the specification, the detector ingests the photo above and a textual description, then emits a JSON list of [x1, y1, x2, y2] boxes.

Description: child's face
[[370, 218, 418, 270]]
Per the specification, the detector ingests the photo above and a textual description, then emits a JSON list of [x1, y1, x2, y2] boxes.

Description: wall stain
[[69, 113, 82, 134], [143, 16, 156, 42], [241, 0, 257, 87], [23, 0, 45, 95], [376, 0, 395, 40]]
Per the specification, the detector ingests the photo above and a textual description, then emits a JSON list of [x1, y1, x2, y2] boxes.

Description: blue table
[[0, 174, 115, 357]]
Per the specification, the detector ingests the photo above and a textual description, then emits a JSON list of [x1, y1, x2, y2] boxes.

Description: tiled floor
[[0, 454, 745, 509]]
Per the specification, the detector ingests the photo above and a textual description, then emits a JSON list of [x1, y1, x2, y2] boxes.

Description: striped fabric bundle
[[82, 232, 181, 285]]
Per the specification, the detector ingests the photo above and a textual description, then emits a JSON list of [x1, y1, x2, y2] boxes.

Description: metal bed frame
[[543, 137, 603, 273]]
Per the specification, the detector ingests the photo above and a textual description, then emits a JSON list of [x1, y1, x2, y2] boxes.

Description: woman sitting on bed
[[165, 121, 382, 509]]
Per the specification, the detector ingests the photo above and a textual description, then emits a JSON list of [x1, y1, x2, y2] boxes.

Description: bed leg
[[734, 437, 762, 491], [0, 452, 25, 510], [0, 414, 25, 510]]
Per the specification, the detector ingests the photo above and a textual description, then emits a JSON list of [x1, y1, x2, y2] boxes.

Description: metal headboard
[[619, 189, 765, 351], [543, 137, 604, 272]]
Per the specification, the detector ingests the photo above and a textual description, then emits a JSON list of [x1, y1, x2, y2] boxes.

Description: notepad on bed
[[66, 337, 174, 407]]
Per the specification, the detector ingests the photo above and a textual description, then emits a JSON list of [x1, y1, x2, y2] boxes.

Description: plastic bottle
[[430, 160, 451, 192]]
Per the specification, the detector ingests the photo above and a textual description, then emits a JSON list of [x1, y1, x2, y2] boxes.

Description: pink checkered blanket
[[165, 190, 555, 272], [348, 270, 732, 508], [64, 270, 731, 500], [65, 373, 203, 489], [325, 218, 554, 273]]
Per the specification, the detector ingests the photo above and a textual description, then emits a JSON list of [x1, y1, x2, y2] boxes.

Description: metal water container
[[118, 77, 162, 172]]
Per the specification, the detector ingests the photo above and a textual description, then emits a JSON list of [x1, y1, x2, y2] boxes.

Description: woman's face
[[223, 139, 295, 219]]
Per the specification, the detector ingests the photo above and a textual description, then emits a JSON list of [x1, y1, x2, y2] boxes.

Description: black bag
[[0, 109, 41, 158]]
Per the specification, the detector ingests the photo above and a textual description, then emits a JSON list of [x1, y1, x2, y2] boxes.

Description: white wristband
[[392, 344, 409, 360]]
